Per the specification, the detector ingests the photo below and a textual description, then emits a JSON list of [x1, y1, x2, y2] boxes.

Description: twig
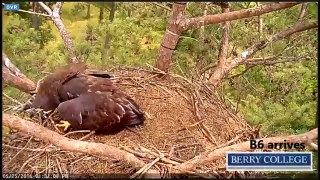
[[139, 146, 180, 165], [131, 155, 163, 178], [18, 150, 46, 173], [78, 130, 95, 141], [309, 142, 318, 150], [63, 130, 91, 137], [55, 158, 63, 176], [3, 136, 33, 170], [192, 93, 217, 145], [3, 92, 23, 105], [3, 144, 57, 152], [120, 146, 153, 159], [151, 2, 171, 11]]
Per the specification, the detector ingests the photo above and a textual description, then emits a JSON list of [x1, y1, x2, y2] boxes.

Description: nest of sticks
[[2, 66, 266, 178]]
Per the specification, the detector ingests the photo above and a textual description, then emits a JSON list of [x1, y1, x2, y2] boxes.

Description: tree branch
[[37, 2, 78, 63], [243, 56, 311, 66], [38, 2, 52, 15], [298, 3, 308, 21], [183, 2, 300, 29], [151, 2, 171, 11], [208, 21, 318, 86], [229, 21, 317, 68], [176, 128, 318, 172], [2, 113, 161, 175], [217, 3, 231, 66], [2, 52, 36, 94]]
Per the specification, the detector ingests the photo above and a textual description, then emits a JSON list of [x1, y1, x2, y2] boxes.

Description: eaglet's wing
[[58, 91, 144, 132]]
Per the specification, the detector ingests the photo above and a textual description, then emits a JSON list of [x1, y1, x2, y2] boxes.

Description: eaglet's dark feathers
[[57, 91, 145, 133], [30, 62, 145, 133], [31, 62, 115, 111]]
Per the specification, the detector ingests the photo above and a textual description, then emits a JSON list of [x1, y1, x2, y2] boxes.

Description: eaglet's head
[[57, 100, 83, 128]]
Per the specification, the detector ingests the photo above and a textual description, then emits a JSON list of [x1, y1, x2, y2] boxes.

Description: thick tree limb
[[176, 128, 318, 172], [183, 2, 300, 29], [2, 113, 153, 174], [37, 2, 79, 63], [155, 2, 300, 72], [208, 21, 318, 86], [209, 4, 231, 83], [2, 53, 36, 94], [155, 2, 187, 72]]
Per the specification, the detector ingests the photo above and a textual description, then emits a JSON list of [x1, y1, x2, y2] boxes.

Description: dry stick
[[192, 93, 217, 145], [78, 130, 96, 141], [55, 158, 63, 176], [3, 144, 54, 152], [3, 113, 161, 176], [177, 118, 207, 131], [3, 92, 23, 105], [139, 146, 180, 165], [131, 155, 163, 178], [309, 142, 318, 150], [157, 162, 210, 179], [3, 136, 33, 170], [19, 149, 47, 173], [120, 146, 153, 159]]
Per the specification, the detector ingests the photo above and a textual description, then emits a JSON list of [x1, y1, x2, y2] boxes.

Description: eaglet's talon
[[55, 120, 71, 132]]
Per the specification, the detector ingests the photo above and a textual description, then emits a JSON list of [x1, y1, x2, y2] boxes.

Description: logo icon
[[226, 152, 313, 171], [4, 4, 20, 11]]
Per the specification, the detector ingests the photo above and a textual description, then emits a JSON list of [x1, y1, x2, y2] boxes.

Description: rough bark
[[155, 2, 300, 72], [208, 21, 318, 86], [38, 2, 79, 63], [212, 4, 231, 81], [176, 128, 318, 172], [2, 53, 36, 94], [155, 2, 187, 72]]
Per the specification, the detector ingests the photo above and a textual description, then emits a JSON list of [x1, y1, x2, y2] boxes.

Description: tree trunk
[[99, 7, 104, 22], [128, 9, 131, 17], [32, 2, 39, 31], [155, 2, 187, 72], [109, 2, 116, 22], [155, 2, 299, 73], [86, 3, 91, 19], [101, 30, 111, 64], [101, 3, 116, 64]]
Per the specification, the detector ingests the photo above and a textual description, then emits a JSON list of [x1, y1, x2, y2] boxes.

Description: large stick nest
[[2, 67, 265, 178]]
